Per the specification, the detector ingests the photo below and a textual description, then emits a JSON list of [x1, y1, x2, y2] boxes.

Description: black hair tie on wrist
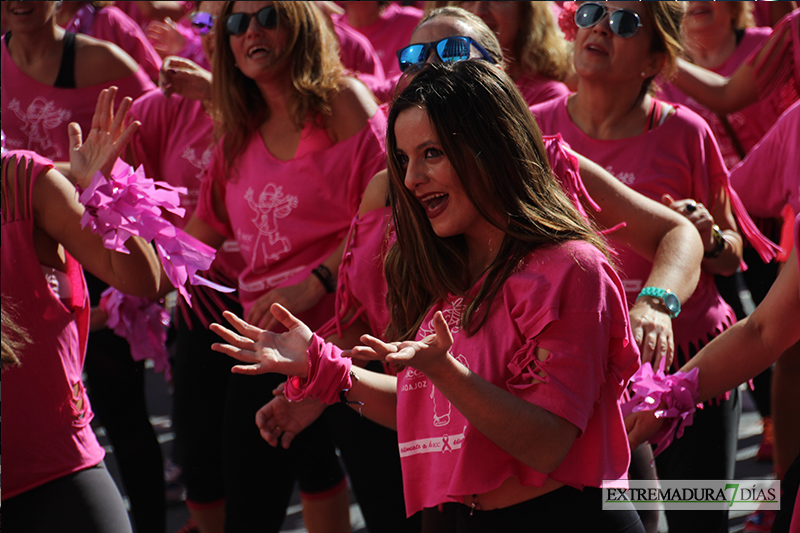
[[312, 264, 336, 293]]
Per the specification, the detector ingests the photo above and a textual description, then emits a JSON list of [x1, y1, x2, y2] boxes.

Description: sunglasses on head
[[225, 6, 278, 36], [574, 2, 643, 38], [191, 11, 216, 36], [396, 36, 496, 72]]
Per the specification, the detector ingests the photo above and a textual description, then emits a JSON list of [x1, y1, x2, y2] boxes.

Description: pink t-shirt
[[531, 96, 738, 361], [397, 241, 639, 516], [729, 99, 800, 218], [1, 150, 103, 500], [1, 35, 155, 161], [335, 3, 423, 81], [516, 73, 571, 107], [659, 27, 783, 168], [333, 19, 386, 96], [128, 88, 245, 324], [322, 135, 596, 343], [63, 4, 163, 83], [196, 112, 387, 328]]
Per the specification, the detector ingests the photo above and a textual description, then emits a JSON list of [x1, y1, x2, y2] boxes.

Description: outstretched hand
[[68, 87, 140, 187], [349, 311, 454, 375], [210, 304, 313, 377], [256, 383, 326, 449]]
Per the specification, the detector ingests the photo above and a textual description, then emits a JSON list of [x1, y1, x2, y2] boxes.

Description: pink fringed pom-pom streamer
[[558, 1, 579, 42], [78, 159, 235, 307], [621, 360, 701, 456], [77, 159, 186, 253], [100, 287, 172, 381]]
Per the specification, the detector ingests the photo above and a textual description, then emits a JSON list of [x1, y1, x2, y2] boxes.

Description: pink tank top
[[1, 150, 103, 500]]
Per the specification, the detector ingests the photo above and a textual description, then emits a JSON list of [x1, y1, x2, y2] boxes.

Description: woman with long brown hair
[[212, 60, 645, 533]]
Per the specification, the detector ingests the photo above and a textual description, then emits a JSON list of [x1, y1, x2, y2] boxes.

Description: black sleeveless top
[[4, 30, 77, 88]]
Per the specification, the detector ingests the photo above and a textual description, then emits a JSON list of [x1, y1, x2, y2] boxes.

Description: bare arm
[[671, 57, 759, 115], [353, 314, 579, 472], [574, 152, 703, 367], [684, 248, 799, 403], [31, 167, 161, 298]]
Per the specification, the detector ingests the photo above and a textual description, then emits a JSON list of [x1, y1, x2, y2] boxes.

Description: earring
[[641, 71, 647, 77]]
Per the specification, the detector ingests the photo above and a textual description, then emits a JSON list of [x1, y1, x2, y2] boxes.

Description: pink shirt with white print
[[128, 88, 245, 325], [729, 99, 800, 218], [1, 35, 154, 161], [397, 240, 639, 516], [531, 97, 741, 363], [659, 27, 783, 169], [196, 112, 387, 329], [1, 150, 103, 500]]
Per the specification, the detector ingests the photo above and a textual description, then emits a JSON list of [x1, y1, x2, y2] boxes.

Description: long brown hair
[[212, 1, 344, 177], [384, 61, 608, 340]]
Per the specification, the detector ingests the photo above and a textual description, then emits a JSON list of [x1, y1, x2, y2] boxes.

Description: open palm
[[69, 87, 139, 187], [210, 304, 313, 377]]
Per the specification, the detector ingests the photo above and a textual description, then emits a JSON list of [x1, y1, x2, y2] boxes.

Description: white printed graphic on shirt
[[399, 426, 467, 457], [181, 144, 215, 179], [405, 298, 470, 430], [604, 165, 636, 186], [8, 97, 72, 159], [245, 184, 298, 273]]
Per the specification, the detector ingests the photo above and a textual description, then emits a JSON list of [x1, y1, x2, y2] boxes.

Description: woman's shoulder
[[327, 76, 380, 143], [74, 33, 139, 87]]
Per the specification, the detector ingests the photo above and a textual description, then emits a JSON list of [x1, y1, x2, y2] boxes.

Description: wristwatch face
[[663, 291, 681, 315]]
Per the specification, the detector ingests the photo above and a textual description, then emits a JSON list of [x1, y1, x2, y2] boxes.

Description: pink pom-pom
[[100, 287, 172, 381], [621, 361, 701, 456], [79, 159, 234, 306], [558, 2, 579, 42]]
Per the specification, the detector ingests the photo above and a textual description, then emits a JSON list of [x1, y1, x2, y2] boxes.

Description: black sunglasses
[[396, 36, 496, 72], [225, 6, 278, 36], [574, 2, 643, 39]]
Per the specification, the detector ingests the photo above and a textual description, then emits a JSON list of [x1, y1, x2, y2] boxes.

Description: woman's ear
[[643, 52, 667, 80]]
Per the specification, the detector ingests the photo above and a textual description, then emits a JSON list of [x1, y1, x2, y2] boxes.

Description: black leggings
[[421, 486, 644, 533], [83, 274, 165, 533], [3, 463, 133, 533], [324, 364, 421, 533], [655, 386, 740, 533]]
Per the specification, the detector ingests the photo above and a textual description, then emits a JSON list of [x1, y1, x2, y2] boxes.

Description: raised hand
[[158, 56, 212, 102], [68, 87, 140, 187], [255, 384, 326, 449], [210, 304, 313, 377], [350, 311, 454, 375]]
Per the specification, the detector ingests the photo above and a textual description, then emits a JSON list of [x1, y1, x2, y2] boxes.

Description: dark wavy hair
[[384, 61, 608, 340]]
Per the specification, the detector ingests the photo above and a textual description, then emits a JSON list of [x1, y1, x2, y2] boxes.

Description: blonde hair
[[728, 1, 755, 30], [212, 1, 344, 177], [642, 2, 685, 91], [512, 1, 572, 82]]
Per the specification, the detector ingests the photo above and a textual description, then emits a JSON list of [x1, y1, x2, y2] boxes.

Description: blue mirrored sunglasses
[[191, 11, 216, 36], [574, 2, 643, 38], [225, 6, 278, 36], [396, 36, 496, 72]]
